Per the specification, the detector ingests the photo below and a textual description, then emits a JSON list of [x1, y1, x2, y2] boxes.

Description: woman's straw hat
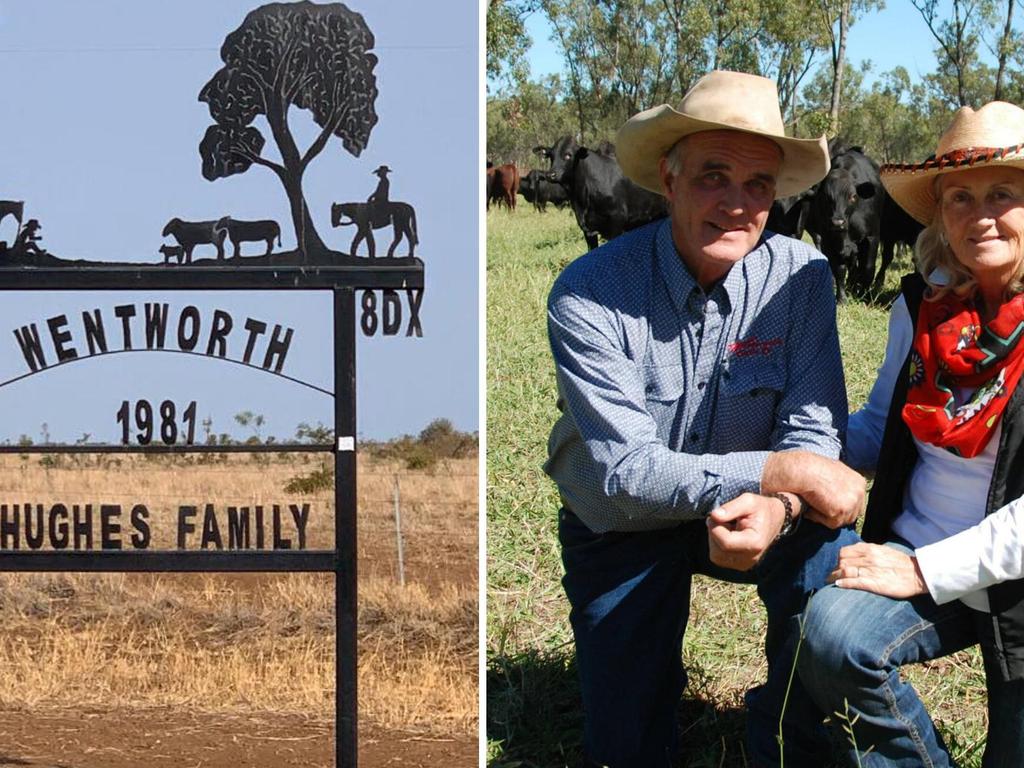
[[881, 101, 1024, 224], [616, 70, 830, 197]]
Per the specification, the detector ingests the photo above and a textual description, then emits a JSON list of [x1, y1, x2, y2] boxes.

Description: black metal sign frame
[[0, 263, 421, 767]]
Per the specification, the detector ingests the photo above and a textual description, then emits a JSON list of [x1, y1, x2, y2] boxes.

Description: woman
[[798, 101, 1024, 768]]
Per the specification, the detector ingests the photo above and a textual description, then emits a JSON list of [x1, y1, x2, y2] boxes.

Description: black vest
[[862, 273, 1024, 680]]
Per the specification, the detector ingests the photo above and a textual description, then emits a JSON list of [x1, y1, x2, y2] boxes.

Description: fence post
[[393, 473, 405, 587]]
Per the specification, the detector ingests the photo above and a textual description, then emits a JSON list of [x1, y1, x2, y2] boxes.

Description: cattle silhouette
[[214, 217, 281, 258], [162, 218, 227, 262]]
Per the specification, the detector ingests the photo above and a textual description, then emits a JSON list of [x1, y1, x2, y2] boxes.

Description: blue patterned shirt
[[544, 219, 847, 533]]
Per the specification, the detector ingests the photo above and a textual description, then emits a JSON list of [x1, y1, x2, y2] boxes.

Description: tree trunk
[[995, 0, 1014, 101], [281, 171, 326, 261], [954, 0, 969, 107], [829, 2, 849, 132]]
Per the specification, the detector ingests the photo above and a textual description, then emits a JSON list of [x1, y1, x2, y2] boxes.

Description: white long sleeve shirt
[[847, 295, 1024, 612]]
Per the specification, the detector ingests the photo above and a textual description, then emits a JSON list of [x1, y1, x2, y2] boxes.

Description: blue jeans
[[798, 542, 1024, 768], [559, 507, 859, 767]]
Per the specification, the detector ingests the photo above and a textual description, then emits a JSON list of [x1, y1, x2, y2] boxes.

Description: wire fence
[[0, 465, 478, 585]]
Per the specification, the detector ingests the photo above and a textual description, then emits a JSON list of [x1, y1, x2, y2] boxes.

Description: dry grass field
[[0, 452, 477, 767]]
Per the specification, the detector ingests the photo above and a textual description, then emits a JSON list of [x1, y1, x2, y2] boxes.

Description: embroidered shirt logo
[[728, 337, 783, 358]]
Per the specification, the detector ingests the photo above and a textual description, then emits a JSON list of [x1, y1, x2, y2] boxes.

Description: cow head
[[545, 135, 580, 184], [814, 170, 877, 234], [214, 216, 231, 237], [519, 170, 538, 198], [161, 217, 180, 238]]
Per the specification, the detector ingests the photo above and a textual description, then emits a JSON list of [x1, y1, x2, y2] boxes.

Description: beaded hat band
[[880, 102, 1024, 224]]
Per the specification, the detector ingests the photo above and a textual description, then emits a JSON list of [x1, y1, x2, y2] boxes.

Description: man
[[368, 164, 391, 228], [544, 70, 867, 766]]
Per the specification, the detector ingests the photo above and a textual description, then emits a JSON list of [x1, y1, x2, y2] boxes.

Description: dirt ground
[[0, 456, 479, 767], [0, 522, 477, 767], [0, 709, 477, 767], [0, 544, 478, 767]]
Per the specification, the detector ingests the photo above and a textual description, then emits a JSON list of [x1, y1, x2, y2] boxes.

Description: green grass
[[486, 206, 988, 767]]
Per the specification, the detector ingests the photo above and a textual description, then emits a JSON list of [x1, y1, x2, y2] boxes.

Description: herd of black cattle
[[488, 136, 924, 303]]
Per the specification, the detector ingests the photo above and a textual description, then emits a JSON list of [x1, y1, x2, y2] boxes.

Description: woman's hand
[[828, 542, 928, 598]]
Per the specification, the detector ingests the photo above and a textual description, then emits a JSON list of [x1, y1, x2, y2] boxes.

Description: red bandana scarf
[[903, 293, 1024, 457]]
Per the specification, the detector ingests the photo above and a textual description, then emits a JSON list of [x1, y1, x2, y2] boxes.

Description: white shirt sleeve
[[845, 295, 914, 472], [916, 495, 1024, 604]]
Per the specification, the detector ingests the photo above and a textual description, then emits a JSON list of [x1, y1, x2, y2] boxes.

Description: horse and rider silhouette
[[331, 165, 418, 258]]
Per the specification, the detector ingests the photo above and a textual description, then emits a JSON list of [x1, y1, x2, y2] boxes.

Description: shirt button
[[705, 300, 718, 315], [697, 381, 706, 390], [690, 432, 701, 442]]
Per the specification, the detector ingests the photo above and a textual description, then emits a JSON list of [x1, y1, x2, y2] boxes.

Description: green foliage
[[845, 68, 944, 162], [364, 419, 478, 471], [487, 78, 577, 166], [233, 411, 265, 443], [283, 463, 333, 494], [419, 418, 478, 459], [282, 419, 476, 487], [295, 422, 333, 444], [38, 454, 62, 470], [487, 0, 537, 87], [803, 63, 949, 160], [488, 1, 1024, 167], [490, 0, 835, 149]]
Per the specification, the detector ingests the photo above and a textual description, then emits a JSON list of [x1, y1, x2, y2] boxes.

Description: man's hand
[[762, 451, 865, 528], [828, 542, 928, 598], [706, 492, 787, 571]]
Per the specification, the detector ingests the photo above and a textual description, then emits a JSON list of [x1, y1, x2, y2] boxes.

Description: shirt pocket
[[642, 365, 685, 443], [719, 364, 786, 447]]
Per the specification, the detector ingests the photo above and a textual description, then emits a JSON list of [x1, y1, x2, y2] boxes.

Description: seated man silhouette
[[367, 165, 391, 229], [14, 219, 46, 256]]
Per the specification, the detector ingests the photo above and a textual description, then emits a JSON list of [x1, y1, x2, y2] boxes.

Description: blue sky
[[0, 0, 479, 444], [512, 2, 991, 93]]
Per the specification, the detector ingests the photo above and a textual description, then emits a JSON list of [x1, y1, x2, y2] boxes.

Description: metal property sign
[[0, 0, 472, 764]]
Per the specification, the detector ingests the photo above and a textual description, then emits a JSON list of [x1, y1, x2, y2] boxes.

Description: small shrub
[[283, 464, 333, 494], [295, 422, 332, 443], [364, 419, 478, 470]]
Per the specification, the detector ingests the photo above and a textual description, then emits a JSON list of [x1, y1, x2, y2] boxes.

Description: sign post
[[0, 265, 421, 768], [0, 2, 442, 762], [335, 286, 358, 767]]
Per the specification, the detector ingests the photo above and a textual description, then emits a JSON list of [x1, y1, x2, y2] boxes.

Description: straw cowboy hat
[[881, 101, 1024, 225], [616, 70, 830, 197]]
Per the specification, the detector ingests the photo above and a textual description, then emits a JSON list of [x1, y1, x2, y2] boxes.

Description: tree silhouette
[[199, 1, 378, 259]]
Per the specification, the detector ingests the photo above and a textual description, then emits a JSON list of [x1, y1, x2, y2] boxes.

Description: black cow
[[535, 135, 666, 250], [877, 192, 925, 290], [767, 189, 816, 241], [519, 169, 569, 212], [809, 148, 884, 303]]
